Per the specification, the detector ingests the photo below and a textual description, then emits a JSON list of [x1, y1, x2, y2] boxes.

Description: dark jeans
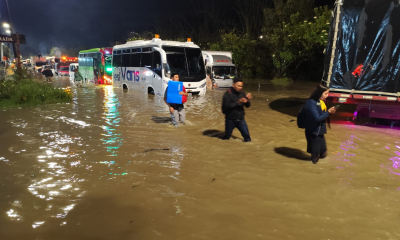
[[223, 119, 251, 142]]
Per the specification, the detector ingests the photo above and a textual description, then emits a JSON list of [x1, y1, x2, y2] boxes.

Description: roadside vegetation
[[0, 69, 72, 108]]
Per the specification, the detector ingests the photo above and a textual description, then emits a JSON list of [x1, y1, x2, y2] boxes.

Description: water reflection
[[6, 209, 21, 221], [386, 142, 400, 177], [100, 86, 123, 157], [4, 102, 92, 227]]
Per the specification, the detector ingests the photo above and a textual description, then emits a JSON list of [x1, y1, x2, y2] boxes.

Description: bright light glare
[[3, 23, 10, 28], [5, 30, 11, 34]]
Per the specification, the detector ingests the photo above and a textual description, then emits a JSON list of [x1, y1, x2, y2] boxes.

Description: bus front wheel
[[148, 87, 154, 95]]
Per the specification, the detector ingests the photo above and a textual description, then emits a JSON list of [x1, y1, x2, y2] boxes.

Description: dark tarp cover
[[322, 0, 400, 95]]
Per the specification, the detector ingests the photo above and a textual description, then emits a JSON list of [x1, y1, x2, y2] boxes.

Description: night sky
[[1, 0, 335, 57]]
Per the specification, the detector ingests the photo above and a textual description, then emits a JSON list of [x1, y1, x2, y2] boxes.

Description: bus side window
[[130, 48, 141, 67], [113, 50, 122, 67], [97, 53, 101, 66], [141, 47, 153, 69], [98, 53, 103, 70], [153, 51, 162, 77], [122, 49, 131, 66], [91, 54, 94, 67]]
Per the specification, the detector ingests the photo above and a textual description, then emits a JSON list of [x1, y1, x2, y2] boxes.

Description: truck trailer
[[32, 57, 47, 73], [323, 0, 400, 121]]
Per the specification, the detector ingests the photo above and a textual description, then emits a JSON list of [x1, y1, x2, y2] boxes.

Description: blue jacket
[[303, 99, 330, 135]]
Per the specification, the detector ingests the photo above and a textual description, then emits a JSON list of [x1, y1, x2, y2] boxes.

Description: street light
[[3, 23, 10, 28], [5, 30, 11, 34]]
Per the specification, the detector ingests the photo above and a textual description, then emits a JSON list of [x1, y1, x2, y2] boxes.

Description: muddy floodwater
[[1, 77, 400, 240]]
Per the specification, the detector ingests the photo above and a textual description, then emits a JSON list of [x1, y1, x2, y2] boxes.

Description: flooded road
[[1, 77, 400, 240]]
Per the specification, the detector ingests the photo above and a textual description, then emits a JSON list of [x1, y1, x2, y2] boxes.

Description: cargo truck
[[322, 0, 400, 122], [202, 51, 237, 89]]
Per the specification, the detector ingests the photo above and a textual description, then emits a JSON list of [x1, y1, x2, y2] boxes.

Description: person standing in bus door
[[206, 66, 213, 90], [302, 84, 336, 164], [73, 67, 83, 87], [164, 73, 188, 126], [222, 78, 252, 142]]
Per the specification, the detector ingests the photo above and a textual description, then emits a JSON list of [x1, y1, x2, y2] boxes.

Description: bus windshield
[[163, 46, 205, 82], [105, 56, 112, 74], [213, 66, 237, 78]]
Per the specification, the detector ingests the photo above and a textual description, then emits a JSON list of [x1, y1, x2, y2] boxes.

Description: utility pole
[[4, 0, 23, 78], [0, 1, 2, 64], [4, 0, 19, 67]]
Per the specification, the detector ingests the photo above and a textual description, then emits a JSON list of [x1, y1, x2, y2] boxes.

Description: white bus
[[112, 36, 207, 96]]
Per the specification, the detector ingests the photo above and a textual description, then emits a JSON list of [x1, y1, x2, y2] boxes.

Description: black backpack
[[297, 105, 306, 129]]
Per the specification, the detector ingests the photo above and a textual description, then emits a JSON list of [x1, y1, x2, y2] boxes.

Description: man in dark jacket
[[222, 78, 252, 142], [42, 66, 54, 82]]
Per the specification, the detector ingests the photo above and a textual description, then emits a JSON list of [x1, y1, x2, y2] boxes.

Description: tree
[[49, 47, 62, 57], [208, 31, 258, 76], [235, 0, 272, 37], [2, 44, 12, 59], [261, 0, 331, 77], [126, 31, 154, 42]]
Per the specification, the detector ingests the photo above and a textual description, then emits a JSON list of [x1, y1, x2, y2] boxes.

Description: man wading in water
[[222, 78, 252, 142], [73, 68, 83, 87], [42, 66, 54, 82], [164, 73, 188, 126]]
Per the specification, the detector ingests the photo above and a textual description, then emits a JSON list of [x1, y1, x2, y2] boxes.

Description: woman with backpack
[[302, 84, 336, 164]]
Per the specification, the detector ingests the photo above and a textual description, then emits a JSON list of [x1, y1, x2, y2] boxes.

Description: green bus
[[78, 48, 113, 84]]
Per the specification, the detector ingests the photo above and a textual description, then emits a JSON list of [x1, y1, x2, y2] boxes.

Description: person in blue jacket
[[303, 85, 336, 164]]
